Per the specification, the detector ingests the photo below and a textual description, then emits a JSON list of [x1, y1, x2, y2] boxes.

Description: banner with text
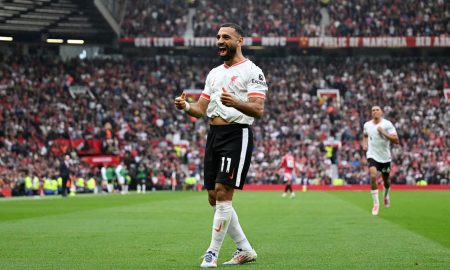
[[120, 36, 450, 48]]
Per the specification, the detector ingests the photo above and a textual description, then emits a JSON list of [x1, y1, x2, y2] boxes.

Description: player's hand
[[174, 92, 187, 110], [220, 88, 236, 107], [377, 127, 387, 138]]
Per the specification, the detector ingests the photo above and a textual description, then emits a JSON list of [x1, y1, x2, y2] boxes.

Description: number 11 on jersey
[[221, 157, 232, 173]]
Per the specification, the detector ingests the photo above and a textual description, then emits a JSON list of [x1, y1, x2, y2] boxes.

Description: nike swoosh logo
[[229, 169, 235, 180], [214, 223, 222, 232]]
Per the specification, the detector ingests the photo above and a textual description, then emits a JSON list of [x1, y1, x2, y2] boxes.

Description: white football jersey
[[201, 59, 268, 125], [363, 118, 397, 163]]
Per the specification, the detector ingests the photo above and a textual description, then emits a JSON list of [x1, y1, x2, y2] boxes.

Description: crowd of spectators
[[324, 0, 449, 37], [0, 52, 448, 196], [121, 0, 450, 37], [251, 56, 448, 186], [121, 0, 190, 37]]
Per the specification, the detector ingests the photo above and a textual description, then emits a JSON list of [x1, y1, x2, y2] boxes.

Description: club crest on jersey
[[230, 75, 238, 84]]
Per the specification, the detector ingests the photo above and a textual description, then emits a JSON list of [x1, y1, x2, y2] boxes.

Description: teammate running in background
[[362, 106, 400, 216], [278, 152, 298, 198]]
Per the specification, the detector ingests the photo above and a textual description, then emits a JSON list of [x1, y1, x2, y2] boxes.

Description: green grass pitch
[[1, 190, 449, 269]]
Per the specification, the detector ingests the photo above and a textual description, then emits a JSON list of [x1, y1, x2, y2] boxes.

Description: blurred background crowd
[[0, 53, 448, 195], [121, 0, 449, 37], [0, 0, 448, 196]]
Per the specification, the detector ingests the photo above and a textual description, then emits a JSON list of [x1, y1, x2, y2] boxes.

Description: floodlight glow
[[67, 39, 84, 44], [47, 38, 64, 43], [0, 36, 13, 41]]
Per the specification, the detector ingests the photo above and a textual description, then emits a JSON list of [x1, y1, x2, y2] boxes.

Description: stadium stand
[[121, 0, 190, 38], [120, 0, 450, 37], [0, 0, 448, 197], [0, 0, 115, 43], [0, 52, 448, 196]]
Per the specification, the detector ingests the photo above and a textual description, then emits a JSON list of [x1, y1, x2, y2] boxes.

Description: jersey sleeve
[[201, 72, 212, 101], [363, 123, 368, 135], [385, 121, 397, 135], [247, 65, 268, 99]]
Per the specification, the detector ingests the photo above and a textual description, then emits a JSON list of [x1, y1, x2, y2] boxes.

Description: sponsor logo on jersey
[[251, 78, 267, 86]]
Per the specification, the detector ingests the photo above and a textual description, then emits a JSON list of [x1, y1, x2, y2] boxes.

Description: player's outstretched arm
[[220, 88, 265, 118], [174, 92, 209, 118]]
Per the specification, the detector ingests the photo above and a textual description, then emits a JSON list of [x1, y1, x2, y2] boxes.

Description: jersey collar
[[224, 59, 248, 69]]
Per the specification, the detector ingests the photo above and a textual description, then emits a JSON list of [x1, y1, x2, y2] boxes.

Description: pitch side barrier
[[242, 184, 450, 191], [119, 36, 450, 48]]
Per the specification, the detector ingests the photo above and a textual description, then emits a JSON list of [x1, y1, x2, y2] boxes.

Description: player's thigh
[[380, 162, 391, 175], [367, 159, 379, 177], [368, 166, 378, 178], [204, 131, 219, 190], [216, 126, 253, 189]]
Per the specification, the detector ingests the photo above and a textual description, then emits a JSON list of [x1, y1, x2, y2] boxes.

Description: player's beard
[[219, 44, 237, 61]]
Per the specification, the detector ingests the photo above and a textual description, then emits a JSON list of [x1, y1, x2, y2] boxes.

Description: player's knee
[[215, 184, 233, 202], [215, 190, 227, 202]]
